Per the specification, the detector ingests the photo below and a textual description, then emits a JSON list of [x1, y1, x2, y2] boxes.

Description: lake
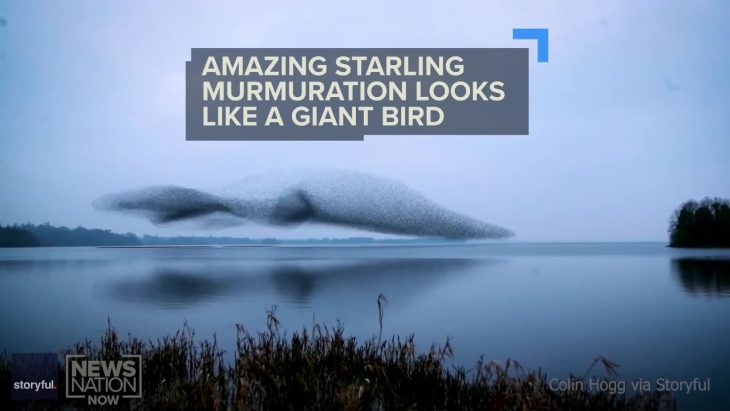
[[1, 242, 728, 409]]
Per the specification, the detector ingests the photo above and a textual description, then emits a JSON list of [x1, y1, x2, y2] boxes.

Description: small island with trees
[[669, 197, 730, 248]]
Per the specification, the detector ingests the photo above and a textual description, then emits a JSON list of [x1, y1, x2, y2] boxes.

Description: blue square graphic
[[11, 353, 59, 400]]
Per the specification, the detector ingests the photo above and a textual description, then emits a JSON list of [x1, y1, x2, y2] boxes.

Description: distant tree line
[[140, 234, 279, 246], [0, 225, 40, 247], [669, 197, 730, 248], [0, 223, 433, 247], [140, 235, 445, 246], [0, 223, 141, 247]]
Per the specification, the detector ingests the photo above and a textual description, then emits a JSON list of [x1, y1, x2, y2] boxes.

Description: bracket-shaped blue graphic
[[512, 28, 549, 62]]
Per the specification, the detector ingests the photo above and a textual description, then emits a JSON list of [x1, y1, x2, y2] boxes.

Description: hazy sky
[[0, 0, 728, 241]]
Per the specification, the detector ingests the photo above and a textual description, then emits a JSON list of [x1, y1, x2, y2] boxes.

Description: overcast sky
[[0, 0, 728, 241]]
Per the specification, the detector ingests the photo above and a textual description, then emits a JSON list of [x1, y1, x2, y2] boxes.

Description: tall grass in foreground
[[1, 304, 669, 410]]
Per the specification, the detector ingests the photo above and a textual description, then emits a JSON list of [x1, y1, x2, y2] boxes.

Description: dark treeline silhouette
[[669, 197, 730, 248], [0, 225, 40, 247], [0, 223, 445, 247], [0, 223, 140, 247]]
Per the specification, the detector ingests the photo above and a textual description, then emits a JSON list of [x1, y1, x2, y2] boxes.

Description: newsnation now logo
[[65, 355, 142, 406]]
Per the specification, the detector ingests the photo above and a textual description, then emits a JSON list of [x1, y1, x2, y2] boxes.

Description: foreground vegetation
[[669, 197, 730, 248], [2, 305, 666, 410]]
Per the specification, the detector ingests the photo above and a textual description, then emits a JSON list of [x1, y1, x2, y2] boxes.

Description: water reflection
[[0, 259, 110, 272], [108, 258, 484, 308], [672, 258, 730, 296]]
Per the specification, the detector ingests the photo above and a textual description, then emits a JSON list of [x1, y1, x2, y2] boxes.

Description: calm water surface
[[1, 242, 728, 409]]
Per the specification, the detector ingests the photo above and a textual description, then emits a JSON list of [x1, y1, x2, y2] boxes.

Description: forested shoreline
[[0, 223, 436, 247], [669, 197, 730, 248]]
